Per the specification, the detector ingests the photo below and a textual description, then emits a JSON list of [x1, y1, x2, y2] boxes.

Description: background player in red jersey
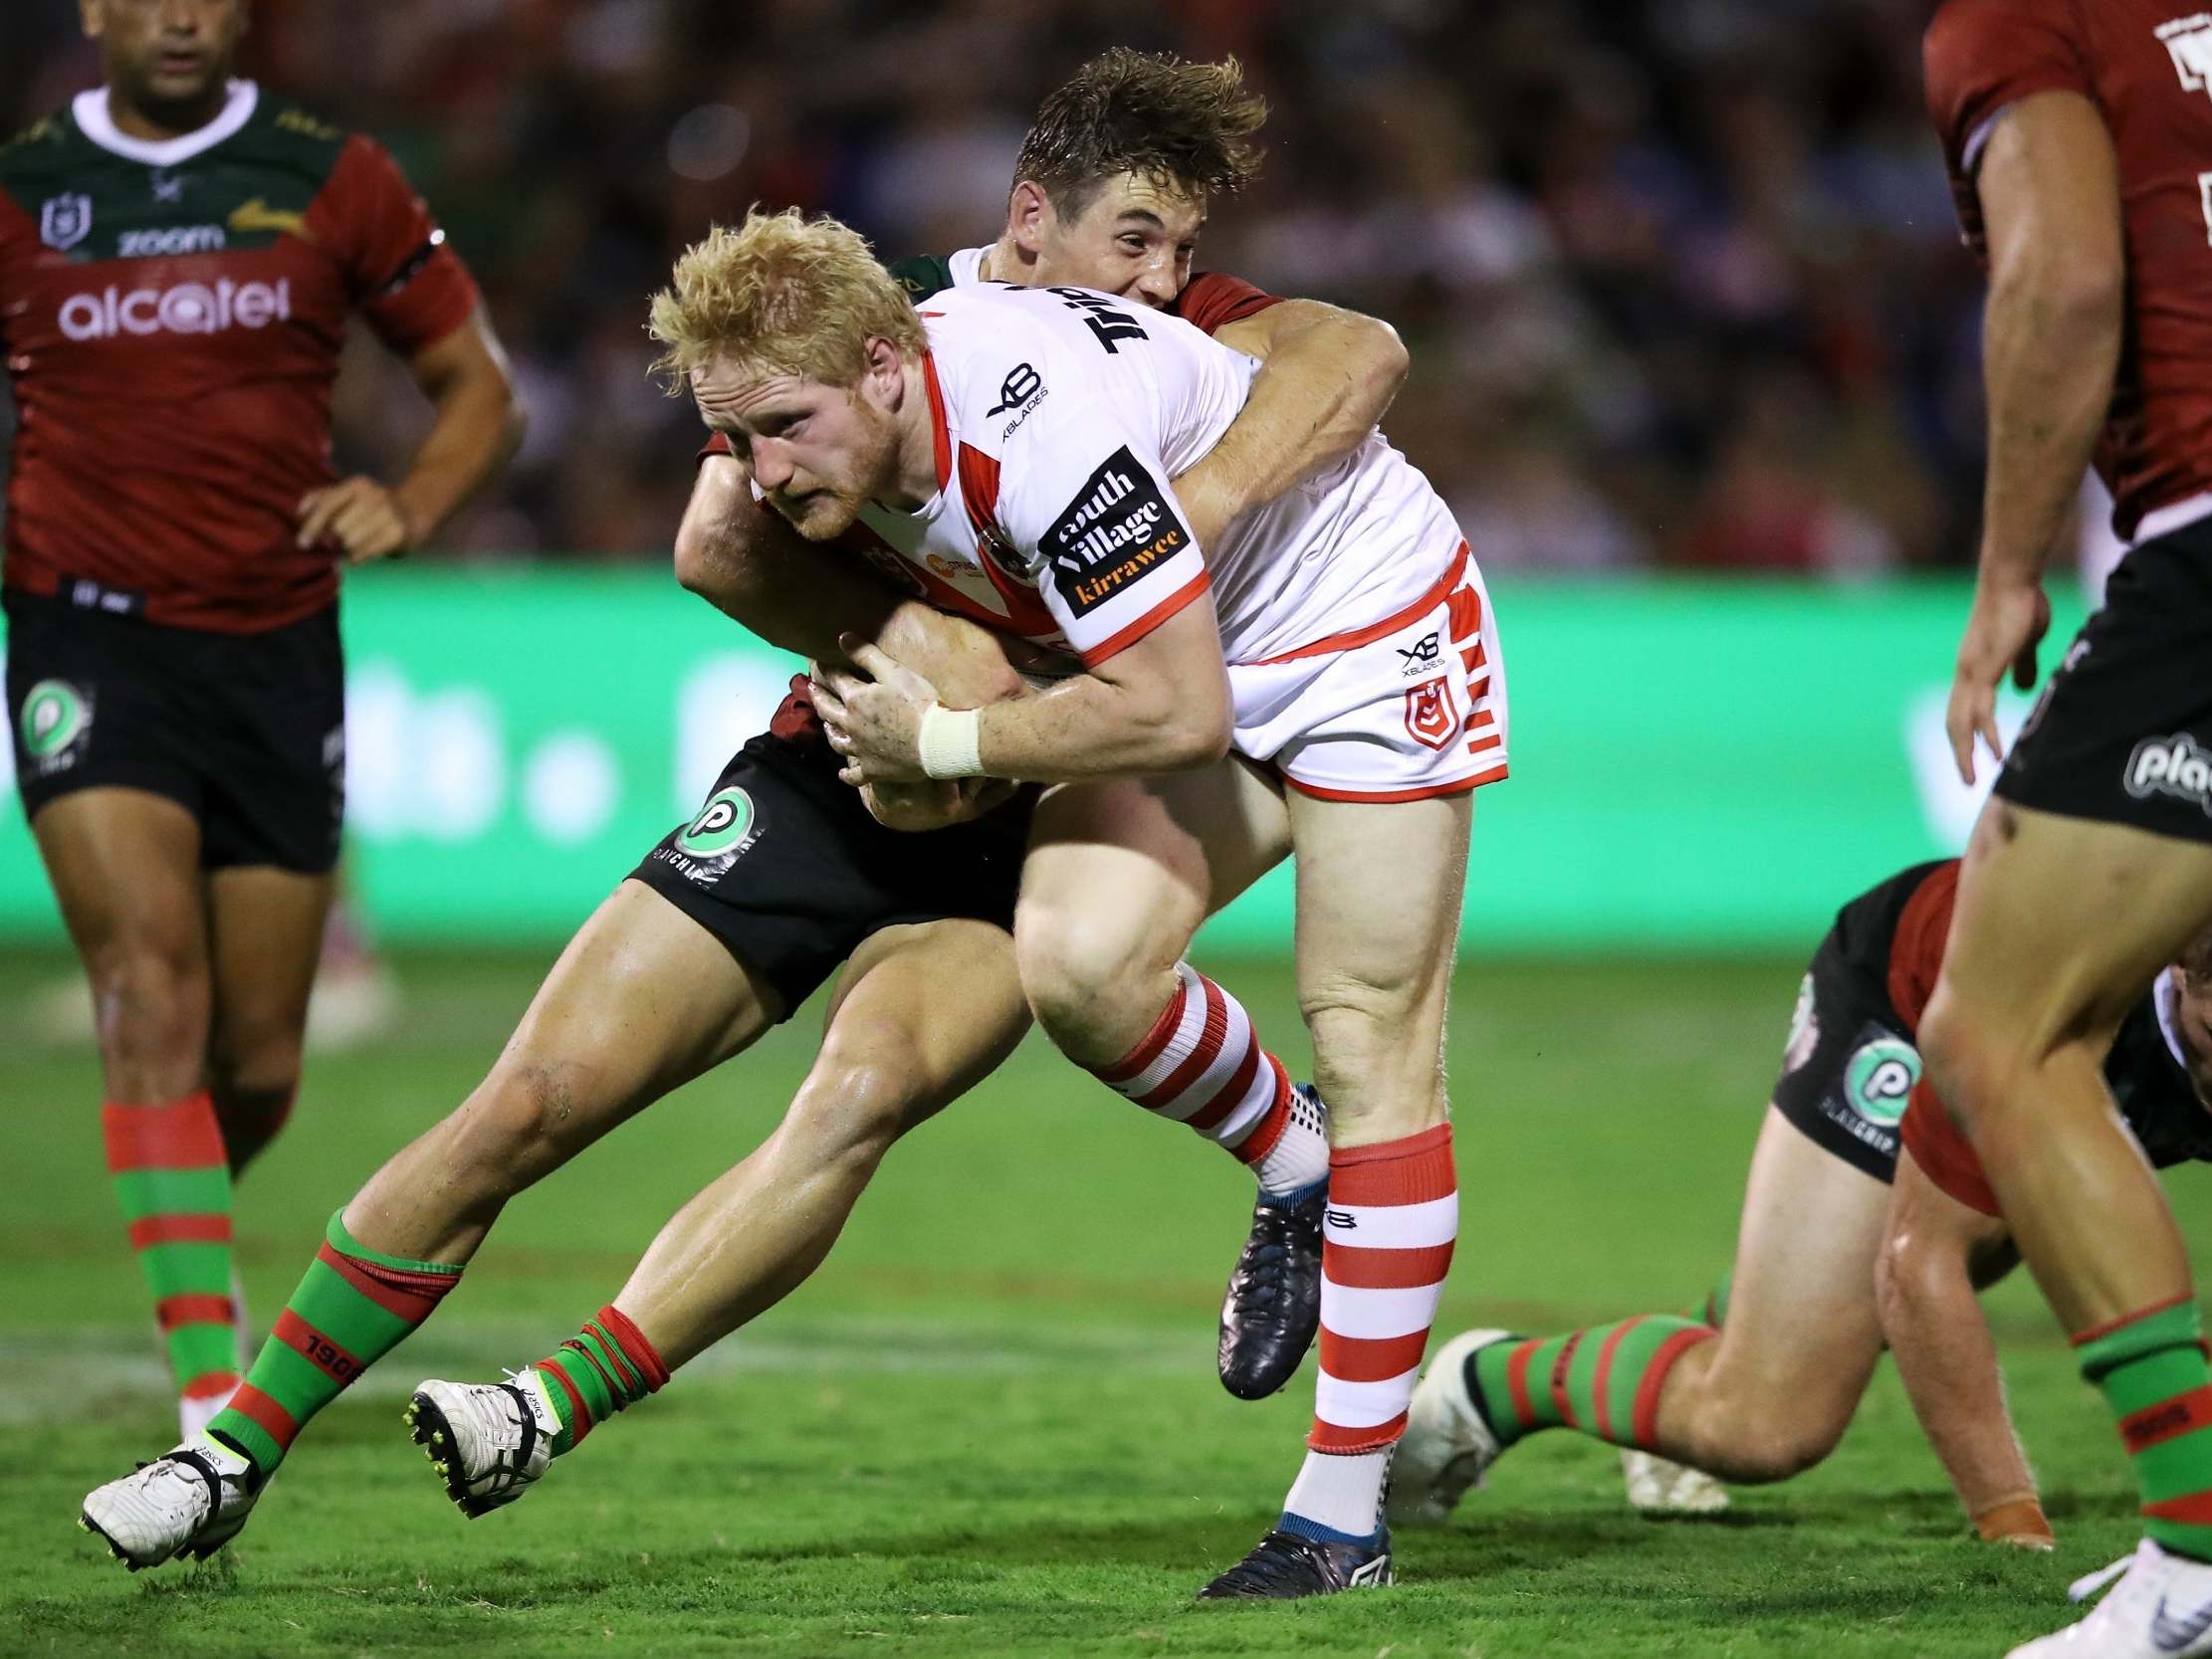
[[1917, 2, 2212, 1651], [1394, 859, 2212, 1557], [1, 0, 520, 1442]]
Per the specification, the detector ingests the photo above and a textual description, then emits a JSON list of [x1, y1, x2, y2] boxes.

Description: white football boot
[[405, 1368, 560, 1517], [1621, 1448, 1731, 1516], [2005, 1540, 2212, 1658], [81, 1435, 260, 1570], [1388, 1329, 1511, 1526]]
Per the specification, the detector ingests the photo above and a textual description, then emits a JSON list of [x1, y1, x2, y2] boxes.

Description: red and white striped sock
[[1088, 962, 1330, 1197], [1281, 1123, 1457, 1542]]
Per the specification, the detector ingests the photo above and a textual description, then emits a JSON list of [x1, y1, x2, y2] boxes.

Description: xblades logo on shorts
[[2126, 734, 2212, 818]]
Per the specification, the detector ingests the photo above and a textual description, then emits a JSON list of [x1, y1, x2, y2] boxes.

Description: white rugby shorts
[[1225, 539, 1507, 801]]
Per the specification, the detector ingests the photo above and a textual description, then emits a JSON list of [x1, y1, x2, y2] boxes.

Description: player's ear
[[857, 335, 904, 406], [78, 0, 105, 42], [1006, 180, 1052, 254]]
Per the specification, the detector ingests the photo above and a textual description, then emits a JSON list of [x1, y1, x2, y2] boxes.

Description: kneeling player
[[1392, 858, 2212, 1547]]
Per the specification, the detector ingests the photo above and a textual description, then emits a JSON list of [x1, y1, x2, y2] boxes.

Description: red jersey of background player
[[0, 82, 479, 632], [1926, 0, 2212, 539]]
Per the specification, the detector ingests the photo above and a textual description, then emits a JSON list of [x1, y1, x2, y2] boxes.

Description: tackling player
[[77, 54, 1411, 1574], [1, 0, 518, 1440], [679, 206, 1503, 1596], [1390, 859, 2212, 1555], [1912, 3, 2212, 1650]]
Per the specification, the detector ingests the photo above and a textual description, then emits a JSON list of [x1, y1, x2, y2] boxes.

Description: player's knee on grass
[[1682, 1380, 1850, 1484]]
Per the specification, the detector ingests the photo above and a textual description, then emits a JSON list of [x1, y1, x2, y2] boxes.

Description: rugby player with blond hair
[[652, 202, 1504, 1597], [80, 52, 1417, 1577]]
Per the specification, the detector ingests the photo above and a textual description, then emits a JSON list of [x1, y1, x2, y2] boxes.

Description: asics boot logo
[[2153, 1590, 2212, 1652]]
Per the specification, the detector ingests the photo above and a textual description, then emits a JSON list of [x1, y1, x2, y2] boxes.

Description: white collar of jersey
[[2156, 968, 2190, 1072], [73, 80, 258, 167], [947, 246, 989, 287]]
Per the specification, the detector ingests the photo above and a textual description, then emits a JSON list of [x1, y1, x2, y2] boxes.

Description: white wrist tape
[[916, 703, 985, 779]]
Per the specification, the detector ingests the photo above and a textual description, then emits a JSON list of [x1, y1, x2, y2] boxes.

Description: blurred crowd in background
[[4, 0, 2035, 578]]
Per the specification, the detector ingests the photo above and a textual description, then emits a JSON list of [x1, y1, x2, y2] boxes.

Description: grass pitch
[[3, 945, 2206, 1657]]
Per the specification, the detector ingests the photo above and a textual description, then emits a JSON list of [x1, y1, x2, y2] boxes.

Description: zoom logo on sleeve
[[1043, 447, 1190, 617]]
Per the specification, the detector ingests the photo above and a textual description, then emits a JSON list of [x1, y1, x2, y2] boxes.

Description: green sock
[[532, 1304, 670, 1457], [207, 1209, 462, 1476], [103, 1093, 240, 1404], [2077, 1299, 2212, 1560], [1469, 1316, 1714, 1451]]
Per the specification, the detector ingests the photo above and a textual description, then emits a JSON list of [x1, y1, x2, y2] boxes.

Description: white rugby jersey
[[846, 282, 1462, 667]]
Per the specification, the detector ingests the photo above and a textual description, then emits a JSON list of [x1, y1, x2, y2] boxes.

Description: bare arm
[[1945, 91, 2123, 782], [815, 596, 1232, 784], [1875, 1147, 2051, 1548], [298, 306, 525, 561], [1176, 300, 1410, 544], [672, 453, 908, 659]]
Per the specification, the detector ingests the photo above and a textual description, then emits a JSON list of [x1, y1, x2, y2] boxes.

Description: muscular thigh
[[1017, 755, 1291, 965], [31, 787, 206, 974], [815, 918, 1031, 1137], [482, 879, 784, 1128], [1941, 801, 2212, 1053], [1705, 1107, 1891, 1415], [1285, 788, 1471, 1136]]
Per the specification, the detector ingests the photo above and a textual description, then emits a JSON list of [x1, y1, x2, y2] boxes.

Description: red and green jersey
[[0, 82, 480, 632]]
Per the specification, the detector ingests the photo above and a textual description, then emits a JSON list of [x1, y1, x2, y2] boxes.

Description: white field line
[[0, 1317, 1211, 1425]]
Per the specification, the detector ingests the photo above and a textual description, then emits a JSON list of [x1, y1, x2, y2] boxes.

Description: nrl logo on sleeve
[[39, 193, 91, 252], [2160, 15, 2212, 98], [1043, 446, 1189, 616]]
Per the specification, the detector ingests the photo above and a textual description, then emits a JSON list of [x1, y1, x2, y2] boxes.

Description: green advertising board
[[0, 572, 2078, 954]]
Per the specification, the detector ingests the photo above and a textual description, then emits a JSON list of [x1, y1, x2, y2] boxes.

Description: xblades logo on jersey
[[986, 362, 1041, 418]]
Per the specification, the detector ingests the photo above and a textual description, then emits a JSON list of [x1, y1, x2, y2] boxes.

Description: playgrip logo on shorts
[[2124, 733, 2212, 817], [1044, 447, 1189, 617]]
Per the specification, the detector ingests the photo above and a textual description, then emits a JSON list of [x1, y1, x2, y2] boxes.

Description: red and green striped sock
[[1468, 1316, 1715, 1451], [2076, 1297, 2212, 1561], [534, 1305, 669, 1456], [208, 1209, 461, 1475], [103, 1092, 239, 1409]]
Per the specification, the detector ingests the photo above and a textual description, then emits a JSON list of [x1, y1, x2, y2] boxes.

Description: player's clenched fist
[[297, 476, 421, 563]]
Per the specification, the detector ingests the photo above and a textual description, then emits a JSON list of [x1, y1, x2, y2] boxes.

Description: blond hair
[[647, 208, 925, 391]]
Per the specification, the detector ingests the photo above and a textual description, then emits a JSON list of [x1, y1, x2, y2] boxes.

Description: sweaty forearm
[[393, 370, 523, 541], [1183, 304, 1408, 533], [1976, 257, 2119, 590], [970, 671, 1225, 781], [1880, 1251, 2040, 1524], [677, 497, 905, 664]]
